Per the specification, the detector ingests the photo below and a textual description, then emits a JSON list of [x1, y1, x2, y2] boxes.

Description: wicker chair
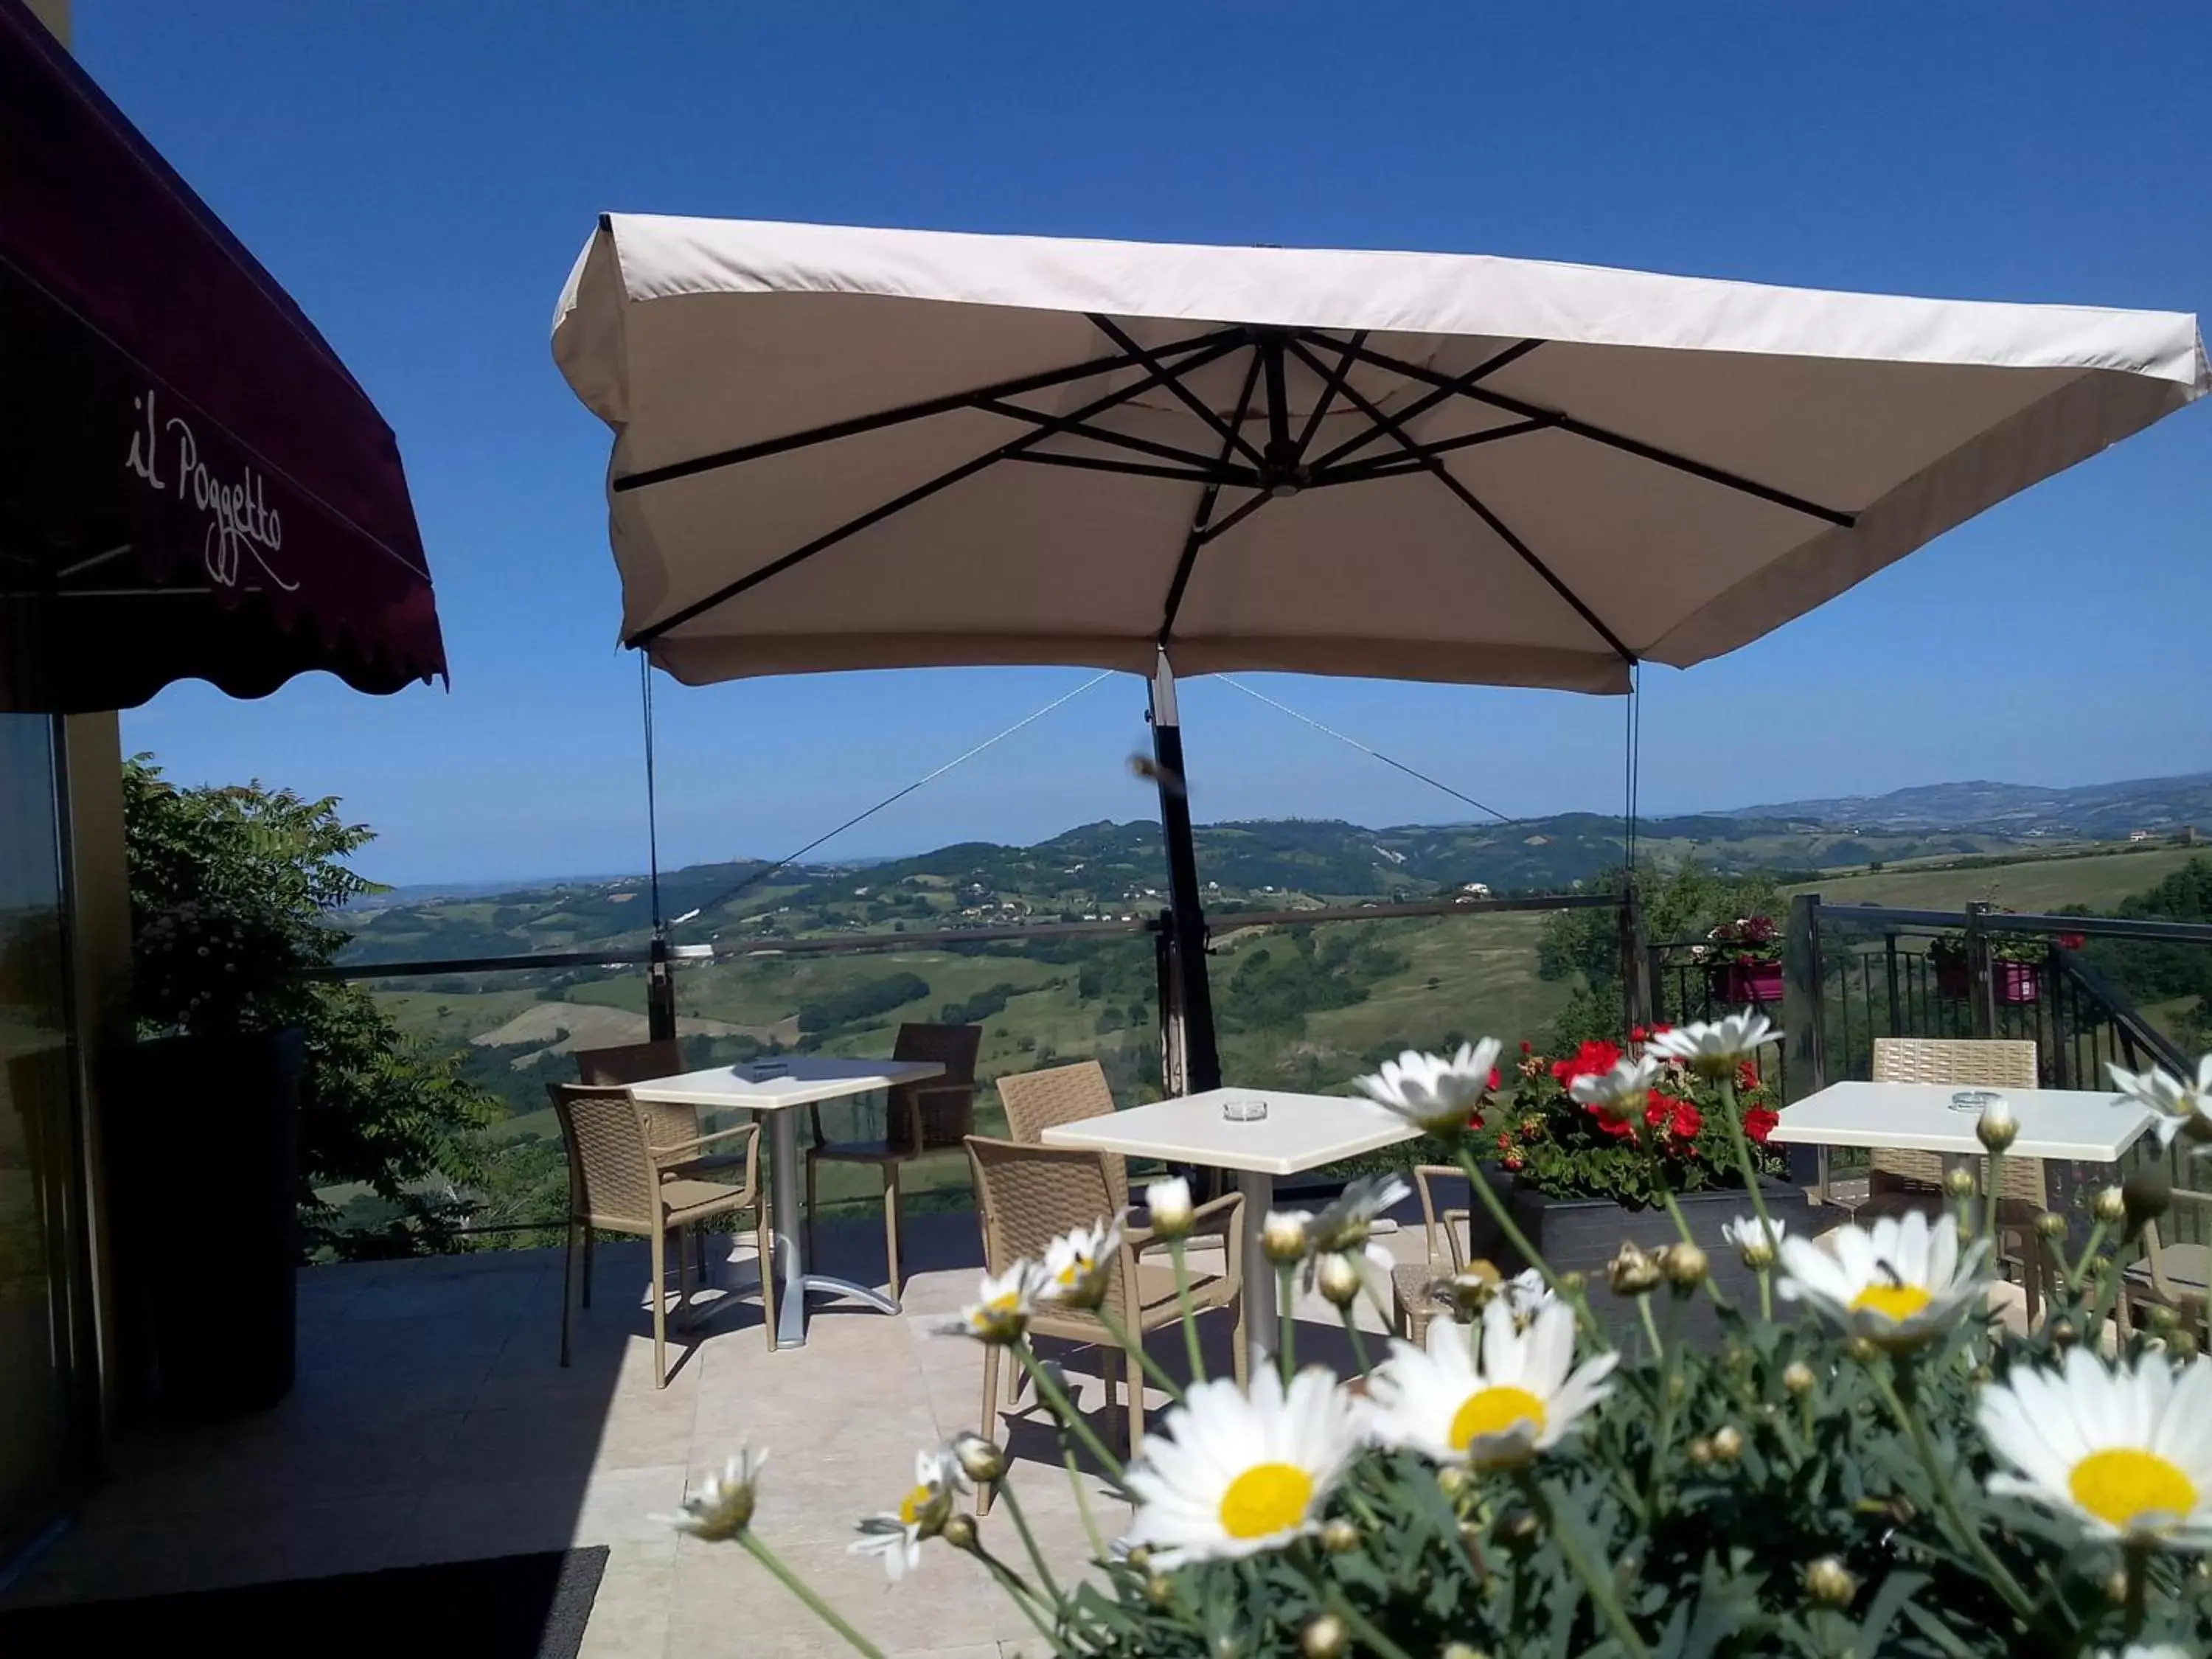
[[805, 1023, 981, 1307], [1391, 1165, 1473, 1347], [1865, 1037, 2047, 1316], [550, 1082, 774, 1382], [998, 1060, 1230, 1251], [965, 1133, 1245, 1509], [2116, 1186, 2212, 1340], [574, 1039, 754, 1287]]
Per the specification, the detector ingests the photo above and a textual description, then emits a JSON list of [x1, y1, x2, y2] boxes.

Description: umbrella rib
[[1293, 330, 1368, 458], [1284, 337, 1635, 664], [1304, 337, 1545, 473], [613, 324, 1243, 495], [975, 399, 1257, 477], [1300, 331, 1856, 529], [1158, 344, 1267, 644], [1004, 451, 1239, 485], [1090, 315, 1270, 470], [1312, 417, 1557, 486], [627, 335, 1248, 648]]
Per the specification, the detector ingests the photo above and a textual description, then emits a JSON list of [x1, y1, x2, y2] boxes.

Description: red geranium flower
[[2057, 932, 2085, 951], [1743, 1106, 1779, 1144], [1669, 1099, 1703, 1139], [1550, 1038, 1623, 1088], [1519, 1040, 1533, 1054], [1488, 1066, 1503, 1092], [1630, 1025, 1649, 1043], [1503, 1153, 1525, 1172], [1736, 1060, 1761, 1092]]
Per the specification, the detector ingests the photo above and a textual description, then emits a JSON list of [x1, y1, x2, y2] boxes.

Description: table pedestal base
[[1238, 1169, 1276, 1377]]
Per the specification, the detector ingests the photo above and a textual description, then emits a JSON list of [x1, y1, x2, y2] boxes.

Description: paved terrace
[[1, 1214, 1399, 1658]]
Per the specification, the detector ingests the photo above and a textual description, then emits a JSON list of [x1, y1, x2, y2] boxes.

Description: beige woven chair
[[1391, 1165, 1472, 1346], [806, 1023, 981, 1306], [574, 1039, 751, 1286], [998, 1060, 1230, 1251], [2116, 1186, 2212, 1339], [1865, 1037, 2047, 1317], [551, 1082, 774, 1383], [965, 1133, 1245, 1509]]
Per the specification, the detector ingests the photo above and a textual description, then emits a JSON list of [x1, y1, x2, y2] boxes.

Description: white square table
[[629, 1057, 944, 1349], [1770, 1081, 2157, 1207], [1040, 1087, 1422, 1373]]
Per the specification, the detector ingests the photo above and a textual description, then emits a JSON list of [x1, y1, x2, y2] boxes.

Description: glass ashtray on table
[[1949, 1088, 2003, 1114], [1222, 1097, 1268, 1122]]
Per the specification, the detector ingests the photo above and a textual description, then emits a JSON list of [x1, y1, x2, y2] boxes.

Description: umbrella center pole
[[1148, 650, 1222, 1105]]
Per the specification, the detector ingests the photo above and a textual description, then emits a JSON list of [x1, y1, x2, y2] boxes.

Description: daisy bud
[[1558, 1270, 1587, 1298], [1436, 1464, 1471, 1500], [1145, 1176, 1194, 1239], [1783, 1360, 1817, 1397], [1441, 1260, 1502, 1316], [1661, 1242, 1708, 1293], [2088, 1253, 2112, 1279], [1843, 1335, 1880, 1366], [1803, 1555, 1857, 1608], [1975, 1097, 2018, 1152], [1496, 1506, 1540, 1545], [1607, 1241, 1663, 1296], [1710, 1424, 1744, 1463], [1943, 1166, 1976, 1199], [2050, 1316, 2081, 1350], [1315, 1251, 1363, 1309], [1124, 1545, 1152, 1571], [1320, 1517, 1360, 1554], [2093, 1184, 2128, 1225], [1443, 1646, 1489, 1659], [2172, 1329, 2200, 1360], [2032, 1211, 2067, 1241], [940, 1512, 978, 1551], [1687, 1436, 1714, 1467], [1144, 1573, 1173, 1608], [2148, 1304, 2181, 1334], [2102, 1565, 2131, 1607], [2124, 1166, 2173, 1232], [949, 1432, 1006, 1485], [1970, 1363, 1994, 1385], [1262, 1210, 1312, 1265], [1298, 1614, 1348, 1659]]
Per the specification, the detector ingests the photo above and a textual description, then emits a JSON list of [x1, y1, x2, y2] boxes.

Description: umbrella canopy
[[0, 0, 446, 712], [553, 215, 2205, 696]]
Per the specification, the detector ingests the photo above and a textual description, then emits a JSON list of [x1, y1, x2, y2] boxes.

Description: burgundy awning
[[0, 0, 446, 713]]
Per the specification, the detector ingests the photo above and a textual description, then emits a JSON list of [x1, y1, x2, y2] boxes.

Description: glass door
[[0, 713, 83, 1566]]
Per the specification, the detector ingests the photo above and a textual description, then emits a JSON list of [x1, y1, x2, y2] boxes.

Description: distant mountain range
[[1725, 773, 2212, 836], [335, 771, 2208, 967]]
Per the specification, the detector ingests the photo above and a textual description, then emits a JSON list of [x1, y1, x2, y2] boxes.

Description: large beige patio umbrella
[[552, 215, 2207, 1086]]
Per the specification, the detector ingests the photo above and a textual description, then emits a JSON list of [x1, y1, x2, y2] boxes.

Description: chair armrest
[[650, 1121, 762, 1161]]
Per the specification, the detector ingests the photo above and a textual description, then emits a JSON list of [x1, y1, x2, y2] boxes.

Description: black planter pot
[[1463, 1167, 1842, 1354], [111, 1028, 301, 1415]]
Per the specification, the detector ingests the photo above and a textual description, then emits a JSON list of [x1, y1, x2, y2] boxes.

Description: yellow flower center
[[2067, 1448, 2197, 1533], [1057, 1256, 1093, 1286], [1217, 1461, 1314, 1540], [1450, 1385, 1548, 1455], [985, 1292, 1019, 1312], [1848, 1282, 1932, 1322], [897, 1483, 939, 1528]]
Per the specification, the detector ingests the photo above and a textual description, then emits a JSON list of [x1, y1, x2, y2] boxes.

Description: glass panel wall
[[0, 712, 80, 1564]]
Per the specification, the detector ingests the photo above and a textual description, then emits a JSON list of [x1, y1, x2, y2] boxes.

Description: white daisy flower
[[1040, 1218, 1121, 1311], [1121, 1366, 1366, 1567], [1355, 1040, 1501, 1136], [849, 1446, 968, 1582], [1368, 1298, 1618, 1469], [1306, 1174, 1411, 1253], [1777, 1209, 1987, 1352], [1646, 1012, 1780, 1077], [1308, 1240, 1397, 1316], [2110, 1056, 2212, 1150], [1262, 1208, 1315, 1265], [1500, 1267, 1554, 1325], [1979, 1349, 2212, 1549], [1568, 1055, 1661, 1123], [939, 1260, 1048, 1343], [655, 1447, 767, 1541], [1722, 1214, 1787, 1270], [1144, 1175, 1194, 1238]]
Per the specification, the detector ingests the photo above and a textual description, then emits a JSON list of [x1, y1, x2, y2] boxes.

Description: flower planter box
[[1932, 956, 2039, 1004], [1463, 1168, 1835, 1355], [1708, 961, 1784, 1005]]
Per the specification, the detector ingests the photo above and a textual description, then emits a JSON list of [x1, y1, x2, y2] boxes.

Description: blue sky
[[82, 1, 2211, 886]]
